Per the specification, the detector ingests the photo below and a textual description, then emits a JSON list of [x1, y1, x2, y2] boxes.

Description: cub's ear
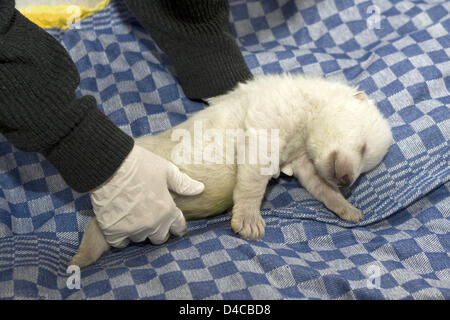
[[353, 91, 367, 101]]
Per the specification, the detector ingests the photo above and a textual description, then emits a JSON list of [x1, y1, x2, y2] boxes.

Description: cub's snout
[[328, 150, 359, 188]]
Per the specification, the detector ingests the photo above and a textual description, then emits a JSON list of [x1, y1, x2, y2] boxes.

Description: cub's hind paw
[[231, 210, 266, 240]]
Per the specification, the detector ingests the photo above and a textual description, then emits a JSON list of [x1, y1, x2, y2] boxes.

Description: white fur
[[70, 73, 392, 267]]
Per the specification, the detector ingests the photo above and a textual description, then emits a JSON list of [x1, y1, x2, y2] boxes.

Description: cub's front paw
[[336, 204, 363, 223], [231, 208, 266, 240]]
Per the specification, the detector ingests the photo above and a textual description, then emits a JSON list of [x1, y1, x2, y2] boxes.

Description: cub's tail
[[69, 218, 110, 268]]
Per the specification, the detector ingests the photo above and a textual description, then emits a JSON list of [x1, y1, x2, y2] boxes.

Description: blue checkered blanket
[[0, 0, 449, 299]]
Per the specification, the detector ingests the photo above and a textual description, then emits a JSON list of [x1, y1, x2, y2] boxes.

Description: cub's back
[[135, 103, 244, 220]]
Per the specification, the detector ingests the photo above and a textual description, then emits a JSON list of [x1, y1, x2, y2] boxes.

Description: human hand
[[89, 144, 204, 248]]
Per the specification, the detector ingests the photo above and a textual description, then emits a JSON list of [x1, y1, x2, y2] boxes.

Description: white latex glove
[[90, 144, 204, 248]]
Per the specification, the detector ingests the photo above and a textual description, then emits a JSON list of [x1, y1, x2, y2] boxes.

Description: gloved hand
[[89, 144, 204, 248]]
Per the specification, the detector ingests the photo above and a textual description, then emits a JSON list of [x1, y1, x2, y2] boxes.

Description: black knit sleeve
[[0, 0, 134, 193], [124, 0, 253, 99]]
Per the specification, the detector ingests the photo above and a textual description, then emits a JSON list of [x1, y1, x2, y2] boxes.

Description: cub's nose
[[338, 175, 351, 187]]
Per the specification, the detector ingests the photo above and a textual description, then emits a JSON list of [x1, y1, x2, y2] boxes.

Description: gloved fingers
[[105, 234, 130, 249], [148, 231, 170, 245], [169, 207, 188, 237], [129, 229, 150, 243], [147, 207, 187, 244], [166, 162, 205, 196]]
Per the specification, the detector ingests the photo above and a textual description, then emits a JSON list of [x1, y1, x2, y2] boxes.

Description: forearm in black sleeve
[[124, 0, 253, 100], [0, 0, 134, 193]]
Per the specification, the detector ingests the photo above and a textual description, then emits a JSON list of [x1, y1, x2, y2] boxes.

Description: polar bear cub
[[70, 73, 392, 267]]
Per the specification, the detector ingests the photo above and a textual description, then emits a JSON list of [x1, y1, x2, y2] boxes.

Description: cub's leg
[[231, 164, 271, 240], [69, 218, 110, 268], [291, 156, 363, 222]]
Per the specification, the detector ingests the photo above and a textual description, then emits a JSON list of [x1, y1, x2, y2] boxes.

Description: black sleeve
[[0, 0, 134, 193], [124, 0, 253, 100]]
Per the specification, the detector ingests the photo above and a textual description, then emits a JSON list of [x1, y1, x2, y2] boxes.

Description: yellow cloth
[[19, 0, 109, 29]]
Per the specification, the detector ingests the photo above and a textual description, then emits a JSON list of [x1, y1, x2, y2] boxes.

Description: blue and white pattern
[[0, 0, 449, 299]]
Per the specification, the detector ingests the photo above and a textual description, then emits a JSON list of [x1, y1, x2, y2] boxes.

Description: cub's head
[[306, 89, 392, 189]]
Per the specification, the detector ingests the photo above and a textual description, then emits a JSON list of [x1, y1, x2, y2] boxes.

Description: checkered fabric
[[0, 0, 449, 299]]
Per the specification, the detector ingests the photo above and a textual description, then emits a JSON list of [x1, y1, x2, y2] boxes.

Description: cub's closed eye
[[360, 144, 367, 156]]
